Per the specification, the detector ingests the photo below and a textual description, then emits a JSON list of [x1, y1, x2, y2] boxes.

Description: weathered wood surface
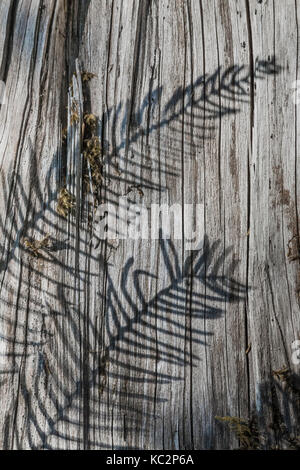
[[0, 0, 299, 450]]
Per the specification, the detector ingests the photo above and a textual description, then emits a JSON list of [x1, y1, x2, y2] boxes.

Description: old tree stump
[[0, 0, 299, 450]]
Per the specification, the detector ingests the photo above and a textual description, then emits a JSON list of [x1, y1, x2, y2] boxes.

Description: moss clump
[[216, 368, 300, 450], [24, 235, 50, 257], [81, 71, 97, 83], [82, 112, 103, 193], [84, 113, 97, 132], [83, 135, 102, 187], [216, 416, 259, 449], [62, 126, 68, 143], [70, 100, 79, 125], [56, 188, 75, 218]]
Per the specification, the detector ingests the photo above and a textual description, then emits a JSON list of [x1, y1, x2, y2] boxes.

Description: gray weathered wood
[[0, 0, 299, 450]]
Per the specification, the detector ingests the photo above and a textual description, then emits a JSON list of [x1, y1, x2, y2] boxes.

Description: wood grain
[[0, 0, 299, 450]]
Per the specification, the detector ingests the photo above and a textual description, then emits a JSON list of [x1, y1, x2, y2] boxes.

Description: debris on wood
[[23, 234, 51, 257], [70, 100, 79, 125], [124, 185, 144, 197], [83, 136, 102, 184], [245, 343, 252, 355], [84, 113, 97, 132], [82, 109, 103, 192], [215, 416, 259, 449], [272, 366, 290, 382], [56, 188, 76, 218], [81, 71, 97, 83]]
